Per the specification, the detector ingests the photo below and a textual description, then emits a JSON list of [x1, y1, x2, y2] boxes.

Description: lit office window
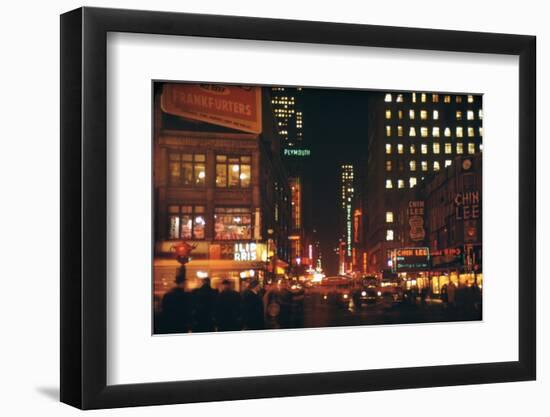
[[467, 110, 475, 120], [386, 160, 392, 171], [433, 110, 439, 120], [468, 127, 475, 137], [479, 144, 483, 152], [479, 109, 483, 120], [386, 229, 394, 241], [409, 109, 415, 120], [421, 93, 427, 103], [421, 161, 428, 171], [456, 127, 464, 138], [444, 127, 451, 137], [420, 110, 428, 120], [456, 96, 463, 103], [445, 143, 452, 154], [456, 143, 464, 154], [398, 110, 403, 120], [445, 160, 452, 167], [456, 110, 462, 120], [409, 177, 417, 188], [386, 126, 392, 136], [398, 179, 405, 189], [433, 161, 440, 171], [433, 143, 440, 154], [468, 143, 476, 154], [410, 144, 416, 154], [467, 94, 474, 103], [169, 152, 206, 187], [421, 144, 428, 154], [433, 127, 440, 137], [385, 109, 392, 119], [397, 125, 404, 136], [386, 212, 394, 223], [396, 94, 404, 103], [412, 92, 417, 103], [409, 160, 417, 171], [409, 127, 416, 137], [386, 144, 392, 154], [384, 93, 392, 102], [216, 155, 251, 188], [479, 127, 484, 137], [432, 94, 439, 103], [385, 179, 393, 189], [444, 95, 451, 103], [421, 127, 428, 137], [397, 144, 404, 154]]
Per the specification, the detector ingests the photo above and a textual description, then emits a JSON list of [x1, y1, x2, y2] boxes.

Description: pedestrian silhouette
[[215, 279, 242, 331], [191, 277, 218, 332], [242, 279, 265, 330], [160, 270, 191, 333]]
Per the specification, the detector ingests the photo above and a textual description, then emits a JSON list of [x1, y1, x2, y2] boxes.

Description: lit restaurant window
[[386, 229, 394, 241], [386, 211, 394, 223], [384, 93, 392, 102], [214, 207, 252, 240], [216, 155, 251, 188], [168, 205, 206, 240]]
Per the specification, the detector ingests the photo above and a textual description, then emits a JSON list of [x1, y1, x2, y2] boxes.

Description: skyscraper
[[365, 91, 483, 274]]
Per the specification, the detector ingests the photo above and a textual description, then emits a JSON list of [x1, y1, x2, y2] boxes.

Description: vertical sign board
[[408, 201, 425, 242], [161, 84, 262, 134]]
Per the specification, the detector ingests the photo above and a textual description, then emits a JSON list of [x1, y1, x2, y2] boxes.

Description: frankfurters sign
[[161, 84, 262, 134]]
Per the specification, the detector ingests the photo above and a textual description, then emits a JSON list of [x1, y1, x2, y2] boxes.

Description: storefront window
[[214, 207, 252, 240], [167, 205, 205, 240], [168, 153, 205, 186], [216, 155, 251, 188]]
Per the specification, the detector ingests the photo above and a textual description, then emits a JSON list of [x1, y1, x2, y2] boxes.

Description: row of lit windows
[[386, 160, 447, 174], [384, 92, 477, 104], [385, 142, 479, 156], [386, 125, 483, 138], [385, 108, 483, 121]]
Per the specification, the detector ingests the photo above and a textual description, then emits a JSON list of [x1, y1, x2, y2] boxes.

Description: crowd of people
[[156, 273, 304, 334]]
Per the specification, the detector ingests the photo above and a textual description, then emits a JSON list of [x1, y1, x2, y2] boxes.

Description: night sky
[[296, 87, 371, 275]]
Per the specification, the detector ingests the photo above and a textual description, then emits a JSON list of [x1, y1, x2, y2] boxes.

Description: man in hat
[[242, 279, 265, 330], [160, 269, 191, 333], [215, 279, 242, 331]]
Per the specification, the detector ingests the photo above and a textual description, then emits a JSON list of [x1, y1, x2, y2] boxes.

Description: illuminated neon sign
[[284, 148, 311, 157]]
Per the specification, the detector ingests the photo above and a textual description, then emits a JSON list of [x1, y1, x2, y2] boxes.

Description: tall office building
[[340, 164, 355, 274], [271, 87, 314, 271], [365, 91, 483, 274]]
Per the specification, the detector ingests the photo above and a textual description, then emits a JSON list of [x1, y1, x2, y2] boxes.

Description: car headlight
[[377, 291, 382, 296], [343, 294, 348, 299], [361, 291, 367, 296], [323, 295, 327, 300]]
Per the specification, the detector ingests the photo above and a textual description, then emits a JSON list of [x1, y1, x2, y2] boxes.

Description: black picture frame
[[60, 6, 536, 410]]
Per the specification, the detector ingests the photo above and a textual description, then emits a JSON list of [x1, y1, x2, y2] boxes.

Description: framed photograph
[[60, 6, 536, 409]]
